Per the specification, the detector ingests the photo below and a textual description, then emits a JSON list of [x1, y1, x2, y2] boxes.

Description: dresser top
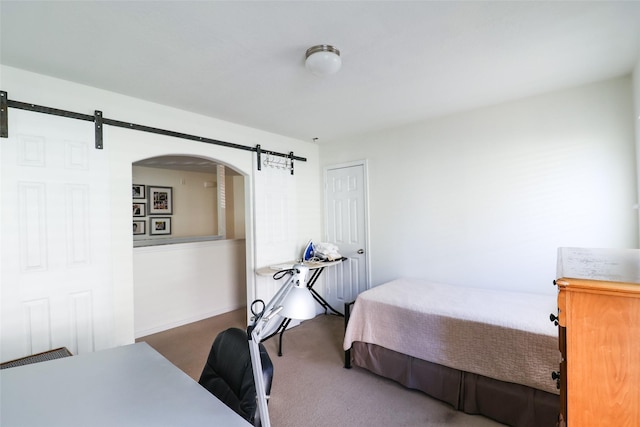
[[557, 247, 640, 284]]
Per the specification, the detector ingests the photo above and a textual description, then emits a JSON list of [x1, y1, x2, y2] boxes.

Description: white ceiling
[[1, 1, 639, 144]]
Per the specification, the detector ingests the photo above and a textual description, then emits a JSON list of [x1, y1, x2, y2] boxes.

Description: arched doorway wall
[[107, 125, 256, 345], [130, 153, 250, 338]]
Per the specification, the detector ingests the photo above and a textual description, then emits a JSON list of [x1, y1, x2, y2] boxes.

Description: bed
[[343, 278, 560, 427]]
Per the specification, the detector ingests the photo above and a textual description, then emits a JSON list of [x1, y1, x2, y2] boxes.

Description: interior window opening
[[132, 155, 245, 247]]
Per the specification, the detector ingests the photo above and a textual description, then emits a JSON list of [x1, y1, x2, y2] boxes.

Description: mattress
[[343, 278, 561, 395]]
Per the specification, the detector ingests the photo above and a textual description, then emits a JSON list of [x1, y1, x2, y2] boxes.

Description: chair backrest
[[198, 327, 274, 427]]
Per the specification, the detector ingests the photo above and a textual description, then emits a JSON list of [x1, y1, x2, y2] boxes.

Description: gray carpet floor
[[139, 309, 505, 427]]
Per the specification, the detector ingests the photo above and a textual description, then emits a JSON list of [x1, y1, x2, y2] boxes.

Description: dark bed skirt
[[350, 341, 559, 427]]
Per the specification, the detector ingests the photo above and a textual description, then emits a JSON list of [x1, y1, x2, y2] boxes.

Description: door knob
[[357, 249, 364, 254]]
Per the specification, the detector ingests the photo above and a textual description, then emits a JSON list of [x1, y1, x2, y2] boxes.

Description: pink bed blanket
[[343, 278, 560, 394]]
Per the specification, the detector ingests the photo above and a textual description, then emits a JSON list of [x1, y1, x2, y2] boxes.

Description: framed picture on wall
[[148, 186, 173, 215], [133, 220, 146, 235], [133, 202, 146, 217], [133, 184, 146, 199], [150, 217, 171, 235]]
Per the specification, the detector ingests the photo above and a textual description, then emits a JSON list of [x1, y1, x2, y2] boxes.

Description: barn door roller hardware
[[0, 91, 306, 174]]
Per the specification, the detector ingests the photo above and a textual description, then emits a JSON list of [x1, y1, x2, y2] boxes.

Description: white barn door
[[323, 162, 369, 313], [1, 110, 114, 361]]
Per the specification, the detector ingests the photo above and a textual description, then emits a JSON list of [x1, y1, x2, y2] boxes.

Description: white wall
[[132, 164, 246, 241], [132, 166, 218, 239], [133, 239, 246, 337], [320, 76, 638, 295], [0, 65, 321, 357]]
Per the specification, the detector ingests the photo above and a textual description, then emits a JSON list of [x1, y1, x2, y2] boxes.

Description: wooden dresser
[[555, 247, 640, 427]]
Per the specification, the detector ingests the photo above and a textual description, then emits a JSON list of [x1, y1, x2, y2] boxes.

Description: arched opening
[[131, 154, 245, 245], [131, 155, 247, 338]]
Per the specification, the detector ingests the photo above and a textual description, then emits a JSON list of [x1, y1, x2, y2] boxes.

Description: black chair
[[198, 327, 274, 427]]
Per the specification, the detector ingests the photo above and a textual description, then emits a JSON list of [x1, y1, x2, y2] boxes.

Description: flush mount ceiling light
[[305, 44, 341, 76]]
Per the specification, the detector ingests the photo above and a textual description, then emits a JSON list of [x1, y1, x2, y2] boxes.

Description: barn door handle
[[357, 249, 364, 254]]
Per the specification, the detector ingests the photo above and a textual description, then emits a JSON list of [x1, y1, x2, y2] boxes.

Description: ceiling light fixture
[[305, 44, 341, 76]]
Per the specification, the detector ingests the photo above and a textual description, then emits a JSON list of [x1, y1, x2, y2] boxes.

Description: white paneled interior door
[[1, 110, 113, 361], [323, 162, 369, 313], [252, 166, 298, 322]]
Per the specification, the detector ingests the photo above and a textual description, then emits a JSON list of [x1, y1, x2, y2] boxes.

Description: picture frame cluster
[[132, 184, 173, 236]]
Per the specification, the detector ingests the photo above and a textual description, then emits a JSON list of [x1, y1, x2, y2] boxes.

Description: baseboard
[[134, 305, 246, 338]]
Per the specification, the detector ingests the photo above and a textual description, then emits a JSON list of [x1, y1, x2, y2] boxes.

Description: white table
[[0, 342, 251, 427]]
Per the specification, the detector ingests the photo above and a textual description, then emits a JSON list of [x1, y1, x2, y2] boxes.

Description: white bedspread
[[343, 278, 561, 395]]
